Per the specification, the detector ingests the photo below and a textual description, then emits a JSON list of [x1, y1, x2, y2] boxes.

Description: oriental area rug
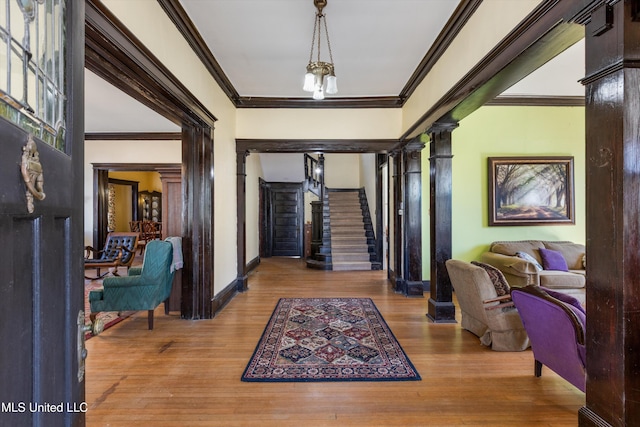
[[241, 298, 421, 382]]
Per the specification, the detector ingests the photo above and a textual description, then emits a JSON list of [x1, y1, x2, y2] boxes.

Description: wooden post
[[236, 151, 249, 292], [427, 122, 457, 323], [402, 139, 425, 296], [577, 1, 640, 425]]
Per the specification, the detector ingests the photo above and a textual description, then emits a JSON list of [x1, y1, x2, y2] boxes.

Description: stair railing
[[304, 153, 325, 199]]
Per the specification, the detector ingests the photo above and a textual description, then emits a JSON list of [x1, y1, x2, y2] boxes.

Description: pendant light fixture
[[303, 0, 337, 100]]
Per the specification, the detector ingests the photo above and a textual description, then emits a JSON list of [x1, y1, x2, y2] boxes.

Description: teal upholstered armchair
[[89, 240, 175, 330]]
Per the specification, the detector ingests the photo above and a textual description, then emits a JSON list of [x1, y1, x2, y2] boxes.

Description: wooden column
[[181, 125, 214, 319], [375, 154, 387, 266], [236, 151, 249, 292], [577, 1, 640, 425], [427, 123, 457, 323], [391, 151, 404, 292], [93, 168, 109, 249], [402, 140, 425, 296], [159, 167, 182, 314]]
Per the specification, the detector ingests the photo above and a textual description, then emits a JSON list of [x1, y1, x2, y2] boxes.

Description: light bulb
[[303, 72, 315, 92], [325, 75, 338, 95]]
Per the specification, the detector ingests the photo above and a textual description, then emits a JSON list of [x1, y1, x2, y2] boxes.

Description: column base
[[426, 298, 457, 323], [236, 275, 248, 292], [405, 280, 424, 297]]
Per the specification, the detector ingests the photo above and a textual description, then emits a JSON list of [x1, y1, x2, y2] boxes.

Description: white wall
[[245, 153, 263, 263], [359, 153, 377, 236], [324, 154, 360, 188], [237, 109, 401, 140]]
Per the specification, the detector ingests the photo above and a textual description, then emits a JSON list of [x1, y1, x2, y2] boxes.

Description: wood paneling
[[85, 258, 585, 427]]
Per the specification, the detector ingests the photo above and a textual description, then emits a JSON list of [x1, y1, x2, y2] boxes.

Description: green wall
[[422, 105, 585, 275]]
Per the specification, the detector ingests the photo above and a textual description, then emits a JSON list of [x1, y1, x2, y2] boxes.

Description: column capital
[[427, 121, 459, 134], [403, 136, 426, 153]]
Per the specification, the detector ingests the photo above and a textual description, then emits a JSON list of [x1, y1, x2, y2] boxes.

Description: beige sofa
[[480, 240, 586, 302]]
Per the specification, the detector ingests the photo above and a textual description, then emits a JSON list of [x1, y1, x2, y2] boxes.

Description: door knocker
[[21, 134, 45, 213]]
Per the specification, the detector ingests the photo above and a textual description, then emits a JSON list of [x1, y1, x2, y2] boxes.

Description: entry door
[[269, 183, 304, 257], [0, 2, 85, 426]]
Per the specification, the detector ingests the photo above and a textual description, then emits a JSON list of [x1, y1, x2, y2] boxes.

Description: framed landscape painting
[[488, 156, 575, 226]]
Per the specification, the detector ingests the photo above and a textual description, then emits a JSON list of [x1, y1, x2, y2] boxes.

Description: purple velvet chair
[[510, 286, 586, 392]]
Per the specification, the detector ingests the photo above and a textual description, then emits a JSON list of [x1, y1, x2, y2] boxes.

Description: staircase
[[328, 191, 373, 271]]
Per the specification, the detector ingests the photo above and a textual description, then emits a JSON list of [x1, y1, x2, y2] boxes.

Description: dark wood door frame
[[92, 164, 179, 249], [236, 144, 391, 290], [86, 0, 217, 320]]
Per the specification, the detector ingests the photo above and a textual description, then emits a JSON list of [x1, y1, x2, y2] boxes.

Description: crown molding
[[487, 95, 585, 107], [158, 0, 482, 109], [399, 0, 483, 101], [157, 0, 240, 105], [235, 96, 403, 109], [85, 132, 182, 140]]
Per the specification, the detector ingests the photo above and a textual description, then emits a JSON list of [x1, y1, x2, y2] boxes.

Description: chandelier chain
[[308, 13, 319, 64], [322, 14, 334, 65]]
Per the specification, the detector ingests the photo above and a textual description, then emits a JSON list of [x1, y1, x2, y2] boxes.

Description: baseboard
[[246, 255, 260, 272], [211, 280, 238, 317], [578, 407, 614, 427]]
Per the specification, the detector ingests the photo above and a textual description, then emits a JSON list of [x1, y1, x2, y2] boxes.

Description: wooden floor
[[85, 257, 584, 426]]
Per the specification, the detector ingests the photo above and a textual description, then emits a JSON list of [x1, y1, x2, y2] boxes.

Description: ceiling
[[84, 0, 585, 133]]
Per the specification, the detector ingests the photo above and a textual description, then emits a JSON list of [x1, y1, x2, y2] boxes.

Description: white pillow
[[515, 251, 543, 271]]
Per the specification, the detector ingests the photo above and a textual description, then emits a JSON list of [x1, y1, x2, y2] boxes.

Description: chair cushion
[[471, 261, 510, 296], [539, 248, 569, 271]]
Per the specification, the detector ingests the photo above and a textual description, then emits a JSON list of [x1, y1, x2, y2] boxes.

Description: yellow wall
[[83, 139, 181, 246], [448, 105, 585, 262], [109, 171, 162, 192]]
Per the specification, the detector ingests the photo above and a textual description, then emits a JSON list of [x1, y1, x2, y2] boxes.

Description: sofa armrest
[[479, 252, 540, 286]]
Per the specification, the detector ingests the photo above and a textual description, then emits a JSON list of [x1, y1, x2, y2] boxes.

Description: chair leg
[[534, 360, 543, 377], [148, 309, 154, 330]]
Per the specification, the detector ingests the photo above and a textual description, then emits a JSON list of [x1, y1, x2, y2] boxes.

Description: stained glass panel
[[0, 0, 66, 151]]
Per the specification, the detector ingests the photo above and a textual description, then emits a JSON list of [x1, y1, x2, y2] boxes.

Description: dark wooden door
[[268, 183, 303, 257], [0, 2, 85, 426]]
